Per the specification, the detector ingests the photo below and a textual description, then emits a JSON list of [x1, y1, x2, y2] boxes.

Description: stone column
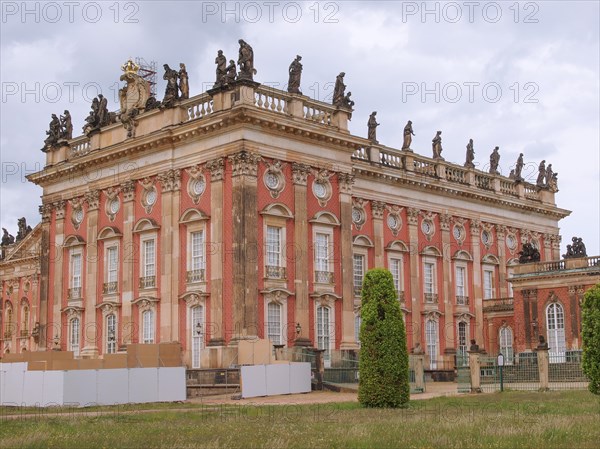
[[207, 158, 225, 346], [371, 201, 385, 267], [292, 163, 311, 347], [536, 347, 549, 391], [550, 234, 561, 261], [339, 173, 358, 350], [470, 219, 484, 345], [51, 201, 66, 348], [38, 203, 52, 349], [120, 180, 135, 347], [542, 233, 554, 262], [440, 213, 455, 354], [82, 190, 99, 358], [229, 151, 261, 341], [468, 350, 482, 393], [157, 169, 181, 342], [407, 208, 422, 345]]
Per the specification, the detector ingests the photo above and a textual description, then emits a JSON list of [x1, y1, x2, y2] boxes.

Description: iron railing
[[67, 287, 82, 299], [139, 276, 156, 289], [186, 269, 205, 283], [456, 295, 469, 306], [265, 265, 286, 280], [315, 271, 334, 284], [103, 281, 118, 294]]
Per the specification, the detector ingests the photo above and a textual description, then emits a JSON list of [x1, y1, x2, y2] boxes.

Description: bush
[[582, 283, 600, 395], [358, 268, 410, 407]]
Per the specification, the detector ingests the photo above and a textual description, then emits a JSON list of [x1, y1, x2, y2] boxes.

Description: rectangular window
[[106, 314, 116, 354], [390, 258, 403, 294], [455, 266, 466, 297], [267, 302, 282, 345], [424, 262, 435, 294], [106, 246, 118, 284], [353, 254, 364, 293], [426, 319, 439, 369], [266, 226, 282, 267], [507, 268, 514, 297], [143, 310, 155, 344], [190, 231, 205, 271], [143, 239, 156, 277], [315, 233, 330, 272], [71, 253, 82, 288], [483, 269, 494, 299], [69, 318, 80, 357], [317, 306, 331, 367], [355, 315, 361, 345]]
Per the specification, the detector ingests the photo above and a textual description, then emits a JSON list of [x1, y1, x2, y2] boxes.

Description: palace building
[[1, 51, 598, 370]]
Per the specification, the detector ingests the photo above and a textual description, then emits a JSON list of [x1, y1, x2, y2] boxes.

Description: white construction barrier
[[240, 362, 311, 398], [0, 363, 186, 407]]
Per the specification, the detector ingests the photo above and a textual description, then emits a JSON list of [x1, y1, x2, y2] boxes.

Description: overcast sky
[[1, 1, 598, 255]]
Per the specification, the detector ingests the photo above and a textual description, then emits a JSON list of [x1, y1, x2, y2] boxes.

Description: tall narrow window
[[455, 266, 465, 296], [390, 258, 403, 296], [104, 246, 118, 295], [546, 303, 566, 363], [190, 231, 204, 271], [506, 268, 514, 297], [106, 314, 116, 354], [317, 306, 331, 367], [70, 252, 82, 299], [315, 233, 330, 272], [457, 321, 468, 358], [22, 305, 29, 333], [143, 240, 156, 278], [266, 226, 281, 267], [483, 269, 494, 299], [354, 315, 361, 345], [424, 262, 435, 294], [69, 317, 80, 357], [353, 254, 365, 294], [426, 319, 438, 369], [142, 310, 155, 344], [191, 306, 204, 368], [499, 327, 514, 365], [267, 302, 282, 345]]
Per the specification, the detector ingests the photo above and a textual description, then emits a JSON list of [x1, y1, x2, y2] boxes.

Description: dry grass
[[1, 390, 599, 448]]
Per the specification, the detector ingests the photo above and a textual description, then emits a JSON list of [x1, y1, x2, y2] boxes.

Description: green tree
[[358, 268, 410, 407], [582, 283, 600, 394]]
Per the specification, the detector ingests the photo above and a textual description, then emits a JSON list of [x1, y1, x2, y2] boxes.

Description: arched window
[[190, 306, 204, 369], [142, 310, 155, 344], [316, 306, 331, 367], [425, 319, 439, 369], [499, 327, 514, 365], [106, 314, 117, 354], [6, 306, 13, 337], [546, 303, 566, 363], [267, 302, 282, 345], [22, 304, 29, 333], [69, 317, 80, 357]]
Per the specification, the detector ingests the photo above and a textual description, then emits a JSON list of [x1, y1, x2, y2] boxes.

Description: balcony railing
[[265, 266, 286, 280], [103, 281, 118, 295], [187, 269, 206, 283], [315, 271, 334, 284], [20, 330, 29, 337], [139, 276, 156, 289], [68, 287, 82, 300], [424, 293, 438, 304], [4, 331, 12, 339], [483, 297, 514, 313], [456, 295, 470, 306]]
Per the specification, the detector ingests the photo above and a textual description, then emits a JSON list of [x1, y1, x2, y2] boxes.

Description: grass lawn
[[1, 390, 599, 449]]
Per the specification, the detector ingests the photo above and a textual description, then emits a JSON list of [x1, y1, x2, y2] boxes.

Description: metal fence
[[548, 352, 588, 390]]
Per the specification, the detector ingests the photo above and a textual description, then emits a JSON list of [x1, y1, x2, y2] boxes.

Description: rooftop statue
[[118, 59, 152, 138], [162, 63, 180, 108], [214, 50, 227, 87], [432, 131, 443, 159], [343, 91, 354, 109], [41, 113, 61, 151], [489, 146, 500, 175], [401, 120, 414, 150], [518, 242, 540, 264], [514, 153, 524, 182], [536, 160, 546, 187], [367, 111, 379, 143], [564, 237, 587, 258], [179, 63, 189, 100], [1, 228, 15, 246], [464, 139, 475, 168], [15, 217, 32, 243], [60, 110, 73, 140], [225, 60, 237, 84], [332, 72, 346, 107], [82, 93, 117, 137], [287, 55, 303, 94], [237, 39, 257, 81]]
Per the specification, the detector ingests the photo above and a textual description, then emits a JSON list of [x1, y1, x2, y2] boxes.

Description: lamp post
[[497, 353, 505, 392]]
